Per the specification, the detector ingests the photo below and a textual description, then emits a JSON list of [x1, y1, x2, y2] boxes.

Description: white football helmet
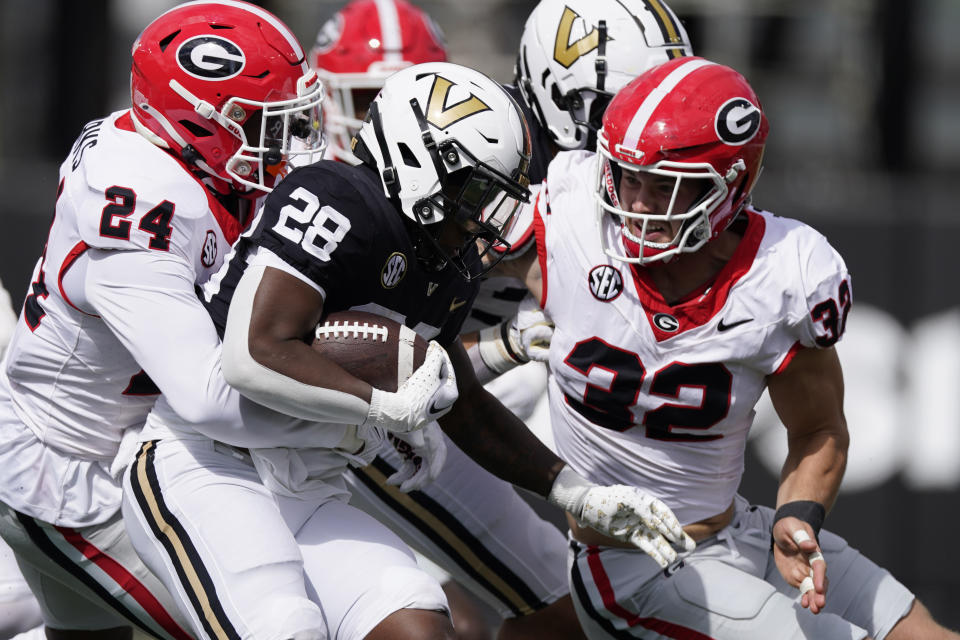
[[353, 62, 532, 280], [516, 0, 693, 150]]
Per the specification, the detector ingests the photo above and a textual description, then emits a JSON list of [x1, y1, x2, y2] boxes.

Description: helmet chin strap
[[367, 100, 401, 200], [132, 103, 185, 149]]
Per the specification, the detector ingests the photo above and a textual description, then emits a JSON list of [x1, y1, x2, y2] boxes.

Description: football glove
[[514, 293, 553, 363], [386, 421, 447, 492], [478, 294, 554, 373], [548, 466, 695, 568], [364, 341, 458, 434]]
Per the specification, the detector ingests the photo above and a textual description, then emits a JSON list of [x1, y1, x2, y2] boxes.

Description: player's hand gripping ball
[[315, 311, 458, 434]]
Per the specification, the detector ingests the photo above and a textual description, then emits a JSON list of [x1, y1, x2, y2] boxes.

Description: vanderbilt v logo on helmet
[[353, 62, 532, 281], [553, 6, 603, 69], [426, 76, 491, 129], [517, 0, 692, 151]]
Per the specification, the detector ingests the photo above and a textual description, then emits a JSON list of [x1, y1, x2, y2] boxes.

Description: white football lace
[[315, 321, 389, 342]]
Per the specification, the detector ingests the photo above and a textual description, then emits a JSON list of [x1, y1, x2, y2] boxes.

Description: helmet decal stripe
[[161, 1, 305, 60], [375, 0, 403, 62], [641, 0, 686, 46], [611, 0, 685, 49], [622, 58, 714, 148]]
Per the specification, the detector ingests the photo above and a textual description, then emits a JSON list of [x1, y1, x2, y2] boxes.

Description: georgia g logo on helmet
[[715, 98, 762, 146], [177, 36, 245, 80]]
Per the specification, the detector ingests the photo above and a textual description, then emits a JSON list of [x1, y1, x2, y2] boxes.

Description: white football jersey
[[0, 111, 243, 526], [536, 151, 852, 525]]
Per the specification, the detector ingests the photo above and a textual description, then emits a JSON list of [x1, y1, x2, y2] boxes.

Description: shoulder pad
[[69, 115, 219, 260], [760, 211, 852, 348]]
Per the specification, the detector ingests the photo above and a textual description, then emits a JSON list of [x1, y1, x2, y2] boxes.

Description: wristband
[[498, 319, 528, 363], [477, 321, 526, 375], [773, 500, 825, 539], [546, 465, 593, 512]]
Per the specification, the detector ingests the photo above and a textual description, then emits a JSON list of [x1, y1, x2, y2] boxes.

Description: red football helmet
[[595, 57, 769, 265], [309, 0, 447, 163], [130, 0, 324, 193]]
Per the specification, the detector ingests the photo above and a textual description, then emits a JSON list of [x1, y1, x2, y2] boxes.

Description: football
[[313, 310, 427, 392]]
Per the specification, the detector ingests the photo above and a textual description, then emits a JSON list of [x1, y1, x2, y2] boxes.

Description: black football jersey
[[202, 161, 478, 346]]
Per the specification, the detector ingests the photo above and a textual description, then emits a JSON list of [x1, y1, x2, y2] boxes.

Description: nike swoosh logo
[[428, 400, 451, 416], [717, 317, 753, 332], [449, 298, 467, 312], [663, 559, 685, 577]]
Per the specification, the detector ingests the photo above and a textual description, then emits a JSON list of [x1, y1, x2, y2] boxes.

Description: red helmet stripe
[[375, 0, 403, 62], [622, 58, 714, 149]]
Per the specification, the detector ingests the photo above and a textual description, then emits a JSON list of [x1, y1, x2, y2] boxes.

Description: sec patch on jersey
[[314, 311, 427, 392]]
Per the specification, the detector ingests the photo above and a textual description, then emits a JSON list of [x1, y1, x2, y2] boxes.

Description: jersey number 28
[[272, 186, 351, 261]]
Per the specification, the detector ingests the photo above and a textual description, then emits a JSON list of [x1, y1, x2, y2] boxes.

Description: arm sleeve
[[83, 247, 241, 429], [84, 248, 367, 447], [220, 263, 372, 425]]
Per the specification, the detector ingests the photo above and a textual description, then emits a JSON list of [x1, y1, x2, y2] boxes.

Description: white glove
[[478, 294, 554, 373], [514, 293, 553, 363], [110, 426, 144, 481], [548, 466, 695, 568], [386, 421, 447, 492], [364, 341, 458, 434]]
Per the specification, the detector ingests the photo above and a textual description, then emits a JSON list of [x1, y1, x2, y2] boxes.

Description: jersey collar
[[629, 209, 766, 341]]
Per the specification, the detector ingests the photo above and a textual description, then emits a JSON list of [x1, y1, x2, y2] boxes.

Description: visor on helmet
[[414, 139, 529, 280], [225, 74, 326, 191]]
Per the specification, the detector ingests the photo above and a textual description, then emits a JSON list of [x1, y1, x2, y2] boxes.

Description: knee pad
[[671, 561, 777, 621]]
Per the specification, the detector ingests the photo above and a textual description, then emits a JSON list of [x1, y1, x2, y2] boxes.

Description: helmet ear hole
[[157, 30, 180, 51], [397, 142, 421, 168], [550, 84, 567, 111], [179, 120, 214, 138]]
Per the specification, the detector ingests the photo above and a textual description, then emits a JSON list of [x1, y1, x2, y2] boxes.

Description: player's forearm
[[768, 346, 848, 513], [777, 424, 848, 512], [439, 384, 565, 497], [222, 264, 373, 425], [87, 250, 246, 427]]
